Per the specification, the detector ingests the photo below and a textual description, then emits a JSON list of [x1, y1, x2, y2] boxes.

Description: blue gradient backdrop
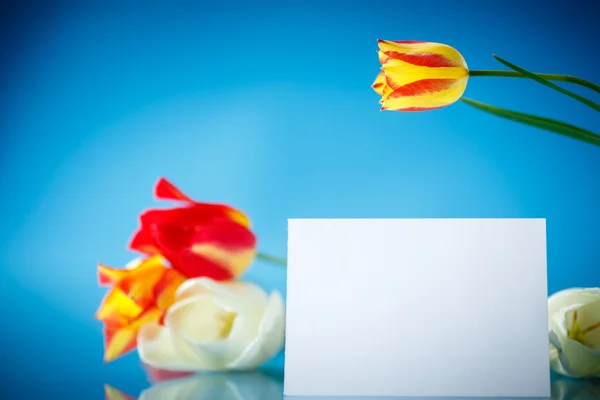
[[1, 0, 598, 398]]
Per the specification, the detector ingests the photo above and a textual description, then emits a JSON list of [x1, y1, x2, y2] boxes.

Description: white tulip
[[137, 278, 285, 372], [548, 287, 600, 378]]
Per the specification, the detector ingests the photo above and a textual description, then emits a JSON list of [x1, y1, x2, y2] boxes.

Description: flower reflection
[[139, 371, 283, 400], [104, 384, 136, 400], [552, 377, 600, 400]]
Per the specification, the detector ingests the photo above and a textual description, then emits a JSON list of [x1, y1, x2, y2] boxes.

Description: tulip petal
[[570, 299, 600, 348], [189, 220, 256, 268], [155, 177, 194, 202], [130, 228, 162, 255], [549, 288, 600, 317], [559, 338, 600, 377], [176, 278, 269, 310], [104, 307, 163, 362], [377, 40, 467, 69], [96, 287, 145, 325], [381, 77, 468, 111], [153, 178, 251, 229], [98, 263, 128, 286], [153, 268, 186, 311], [225, 291, 285, 370], [138, 318, 215, 371], [372, 71, 387, 96], [139, 297, 247, 371], [155, 219, 257, 280], [176, 278, 269, 344]]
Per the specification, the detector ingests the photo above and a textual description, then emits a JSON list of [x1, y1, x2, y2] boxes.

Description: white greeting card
[[284, 219, 550, 398]]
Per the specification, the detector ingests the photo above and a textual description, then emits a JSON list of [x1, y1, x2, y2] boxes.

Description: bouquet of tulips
[[95, 178, 286, 372]]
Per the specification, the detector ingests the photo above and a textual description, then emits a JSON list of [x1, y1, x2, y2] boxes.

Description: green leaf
[[493, 55, 600, 113], [460, 97, 600, 148]]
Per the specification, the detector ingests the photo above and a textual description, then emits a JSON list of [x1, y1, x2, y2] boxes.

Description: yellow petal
[[372, 70, 387, 96]]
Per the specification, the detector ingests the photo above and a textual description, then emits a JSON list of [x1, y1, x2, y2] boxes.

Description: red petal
[[129, 228, 161, 255], [190, 219, 256, 250], [139, 205, 227, 229], [154, 177, 193, 203], [171, 250, 234, 280], [383, 51, 458, 68]]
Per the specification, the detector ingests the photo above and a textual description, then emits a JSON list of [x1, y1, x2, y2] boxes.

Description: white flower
[[137, 278, 285, 372], [139, 372, 283, 400], [548, 287, 600, 378]]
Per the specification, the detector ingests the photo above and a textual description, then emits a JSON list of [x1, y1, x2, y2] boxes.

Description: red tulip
[[129, 178, 257, 280]]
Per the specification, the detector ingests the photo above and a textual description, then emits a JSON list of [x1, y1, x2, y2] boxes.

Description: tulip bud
[[373, 40, 469, 111]]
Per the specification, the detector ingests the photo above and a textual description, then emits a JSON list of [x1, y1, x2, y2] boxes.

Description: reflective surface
[[103, 372, 600, 400]]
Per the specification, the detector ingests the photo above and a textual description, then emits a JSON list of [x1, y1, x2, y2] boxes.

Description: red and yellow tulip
[[129, 177, 257, 280], [96, 256, 186, 362], [373, 40, 469, 112]]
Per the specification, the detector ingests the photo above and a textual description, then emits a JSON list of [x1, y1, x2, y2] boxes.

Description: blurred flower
[[548, 288, 600, 378], [138, 372, 283, 400], [129, 177, 257, 280], [96, 256, 186, 362], [137, 278, 285, 372], [372, 40, 469, 111]]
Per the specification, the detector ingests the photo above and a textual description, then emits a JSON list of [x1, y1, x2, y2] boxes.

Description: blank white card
[[284, 219, 550, 398]]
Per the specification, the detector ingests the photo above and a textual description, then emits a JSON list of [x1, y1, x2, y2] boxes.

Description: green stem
[[469, 70, 600, 94], [256, 252, 287, 266]]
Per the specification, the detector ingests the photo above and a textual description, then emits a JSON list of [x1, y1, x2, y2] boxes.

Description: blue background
[[1, 0, 598, 398]]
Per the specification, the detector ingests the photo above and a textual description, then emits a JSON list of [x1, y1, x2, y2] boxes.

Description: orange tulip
[[129, 178, 257, 280], [372, 40, 469, 111], [95, 256, 186, 362]]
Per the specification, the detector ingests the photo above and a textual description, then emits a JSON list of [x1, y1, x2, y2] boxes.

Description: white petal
[[175, 278, 272, 344], [548, 288, 600, 319], [164, 294, 248, 369], [137, 320, 216, 371], [226, 291, 286, 370], [559, 338, 600, 377], [573, 299, 600, 348], [176, 278, 269, 310]]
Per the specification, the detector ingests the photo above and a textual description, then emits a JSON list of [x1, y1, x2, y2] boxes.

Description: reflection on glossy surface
[[105, 373, 600, 400], [104, 384, 136, 400], [140, 372, 283, 400], [285, 397, 550, 400], [551, 377, 600, 400], [106, 371, 283, 400]]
